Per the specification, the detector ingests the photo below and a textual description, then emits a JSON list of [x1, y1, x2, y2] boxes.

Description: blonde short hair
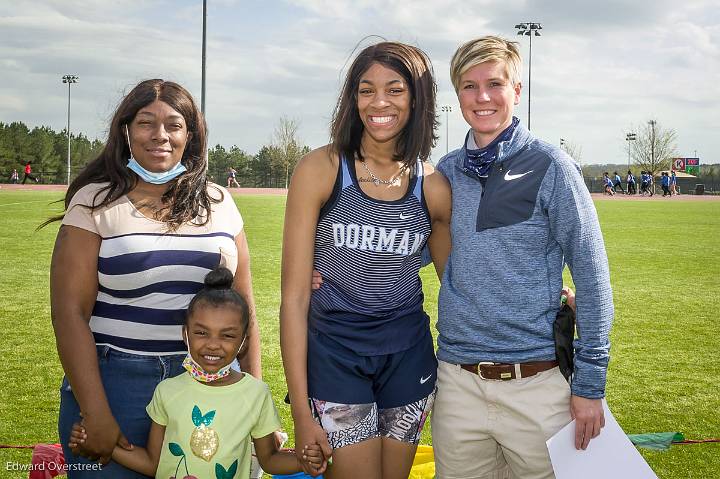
[[450, 36, 522, 92]]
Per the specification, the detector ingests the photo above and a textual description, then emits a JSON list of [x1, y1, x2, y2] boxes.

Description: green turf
[[0, 191, 718, 478]]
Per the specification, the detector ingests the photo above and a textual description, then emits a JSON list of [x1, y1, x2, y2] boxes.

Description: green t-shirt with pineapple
[[147, 372, 282, 479]]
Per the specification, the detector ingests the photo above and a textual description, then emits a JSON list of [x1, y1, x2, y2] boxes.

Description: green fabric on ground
[[628, 432, 685, 451]]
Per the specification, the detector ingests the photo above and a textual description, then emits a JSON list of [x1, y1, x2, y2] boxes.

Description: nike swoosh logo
[[504, 170, 534, 181], [399, 213, 415, 220], [420, 374, 432, 384]]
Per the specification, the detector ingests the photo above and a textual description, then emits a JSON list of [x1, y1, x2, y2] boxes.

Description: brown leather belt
[[460, 360, 558, 380]]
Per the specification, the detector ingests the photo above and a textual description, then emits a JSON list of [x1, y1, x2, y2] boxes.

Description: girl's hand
[[300, 443, 327, 475], [68, 423, 87, 455]]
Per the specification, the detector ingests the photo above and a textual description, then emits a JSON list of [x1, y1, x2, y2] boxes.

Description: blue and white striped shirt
[[63, 183, 243, 355]]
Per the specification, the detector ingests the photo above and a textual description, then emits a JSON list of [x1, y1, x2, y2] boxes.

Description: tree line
[[207, 143, 309, 189], [3, 116, 717, 191], [1, 117, 308, 188], [0, 121, 104, 184], [207, 118, 309, 188]]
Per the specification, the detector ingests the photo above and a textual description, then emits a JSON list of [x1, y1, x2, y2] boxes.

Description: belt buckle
[[476, 362, 496, 380]]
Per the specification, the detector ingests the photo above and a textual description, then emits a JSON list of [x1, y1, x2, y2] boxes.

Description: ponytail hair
[[186, 267, 250, 335]]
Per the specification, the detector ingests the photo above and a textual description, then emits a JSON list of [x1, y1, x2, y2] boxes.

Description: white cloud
[[0, 0, 718, 163]]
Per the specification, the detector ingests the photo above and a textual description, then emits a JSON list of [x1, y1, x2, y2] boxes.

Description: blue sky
[[1, 0, 718, 164]]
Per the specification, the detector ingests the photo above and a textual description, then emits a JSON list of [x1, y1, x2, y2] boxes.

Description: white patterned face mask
[[182, 329, 245, 383]]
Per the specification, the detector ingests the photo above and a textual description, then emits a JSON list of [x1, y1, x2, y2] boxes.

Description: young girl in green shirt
[[69, 267, 325, 478]]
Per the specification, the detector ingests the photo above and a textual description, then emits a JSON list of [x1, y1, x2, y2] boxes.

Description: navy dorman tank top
[[309, 155, 432, 355]]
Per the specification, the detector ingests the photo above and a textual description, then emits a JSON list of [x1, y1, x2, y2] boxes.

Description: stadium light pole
[[515, 22, 542, 131], [201, 0, 210, 169], [625, 132, 637, 171], [62, 75, 79, 185], [201, 0, 207, 116], [648, 120, 657, 169], [441, 105, 452, 154]]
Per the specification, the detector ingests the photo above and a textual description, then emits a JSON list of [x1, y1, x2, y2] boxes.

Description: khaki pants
[[431, 360, 572, 479]]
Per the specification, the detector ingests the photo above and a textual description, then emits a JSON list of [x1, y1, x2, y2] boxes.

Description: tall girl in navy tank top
[[281, 42, 452, 479], [310, 155, 430, 355]]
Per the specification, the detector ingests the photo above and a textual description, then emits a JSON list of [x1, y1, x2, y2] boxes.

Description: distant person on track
[[626, 170, 636, 195], [603, 172, 615, 196], [22, 161, 39, 184], [227, 167, 240, 188], [640, 171, 653, 196], [670, 170, 678, 195], [612, 171, 624, 194], [10, 168, 20, 183], [661, 172, 671, 197]]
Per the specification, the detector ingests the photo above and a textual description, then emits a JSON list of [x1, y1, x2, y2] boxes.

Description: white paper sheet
[[546, 400, 658, 479]]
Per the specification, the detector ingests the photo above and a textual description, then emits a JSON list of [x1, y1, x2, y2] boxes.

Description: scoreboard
[[672, 157, 700, 175]]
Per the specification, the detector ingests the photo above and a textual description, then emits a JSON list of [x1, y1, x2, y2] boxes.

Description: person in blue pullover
[[431, 36, 614, 479], [612, 171, 624, 194], [640, 171, 653, 196], [661, 171, 671, 197], [603, 172, 615, 196], [626, 170, 637, 195], [670, 170, 678, 195]]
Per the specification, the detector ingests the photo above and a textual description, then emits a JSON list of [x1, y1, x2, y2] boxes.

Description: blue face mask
[[125, 125, 187, 184]]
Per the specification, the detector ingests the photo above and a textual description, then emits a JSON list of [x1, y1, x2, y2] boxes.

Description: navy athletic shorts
[[307, 327, 437, 448]]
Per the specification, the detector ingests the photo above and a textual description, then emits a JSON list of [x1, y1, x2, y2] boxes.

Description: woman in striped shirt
[[48, 79, 259, 478]]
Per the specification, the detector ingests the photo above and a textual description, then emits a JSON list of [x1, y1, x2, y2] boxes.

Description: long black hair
[[44, 79, 219, 230], [330, 42, 438, 169]]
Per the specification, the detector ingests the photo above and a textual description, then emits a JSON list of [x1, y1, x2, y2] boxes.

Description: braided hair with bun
[[186, 267, 250, 338]]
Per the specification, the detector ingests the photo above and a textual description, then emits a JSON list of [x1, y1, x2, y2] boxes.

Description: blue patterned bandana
[[461, 117, 520, 182]]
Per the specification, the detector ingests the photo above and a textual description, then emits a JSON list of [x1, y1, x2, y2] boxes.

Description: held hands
[[298, 443, 327, 476], [294, 416, 332, 477], [570, 395, 605, 450], [68, 412, 132, 465], [68, 422, 88, 455]]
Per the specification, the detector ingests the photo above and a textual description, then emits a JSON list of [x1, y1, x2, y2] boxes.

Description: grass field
[[0, 189, 718, 478]]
